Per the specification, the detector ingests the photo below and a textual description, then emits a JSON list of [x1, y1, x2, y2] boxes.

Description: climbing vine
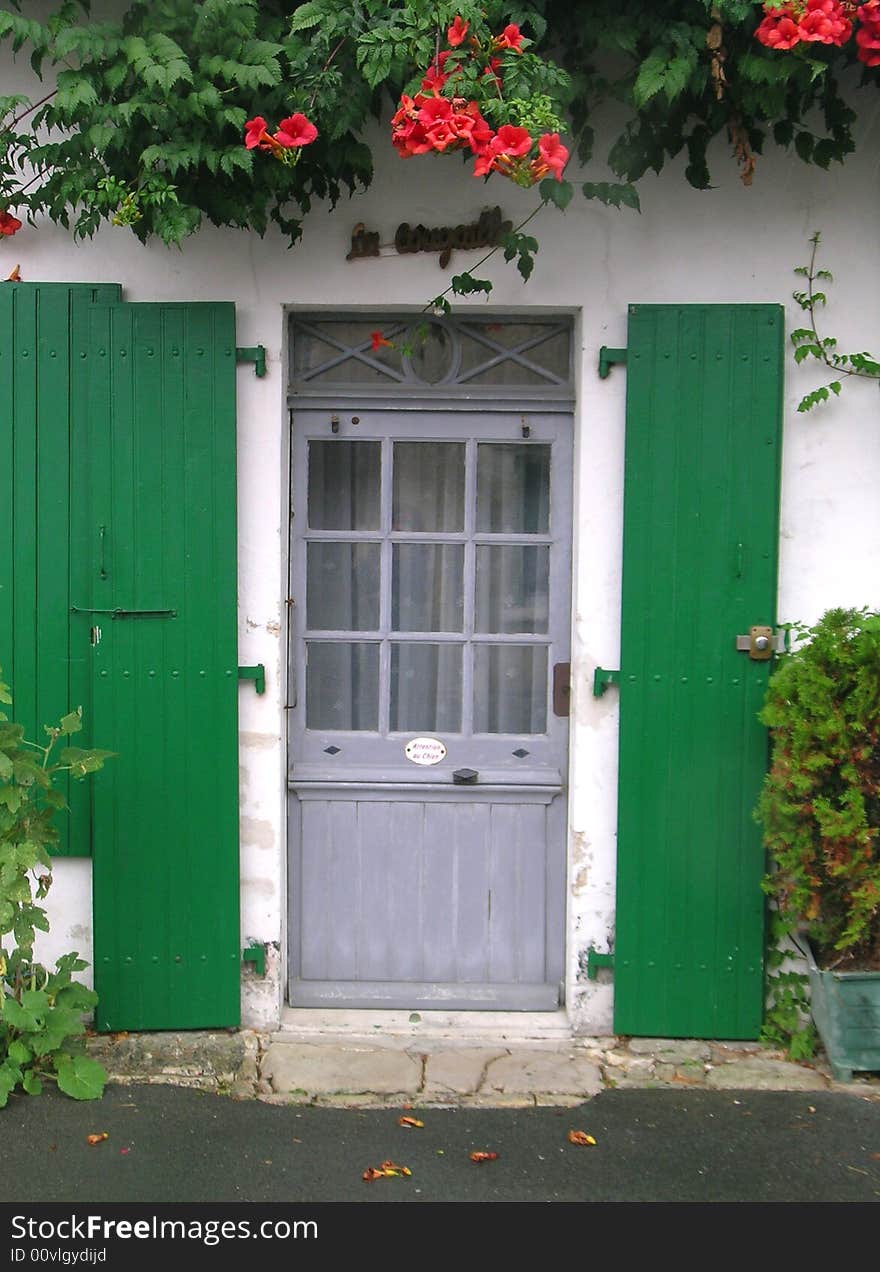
[[790, 232, 880, 411]]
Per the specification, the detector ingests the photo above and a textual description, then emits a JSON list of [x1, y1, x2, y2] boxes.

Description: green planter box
[[796, 935, 880, 1083]]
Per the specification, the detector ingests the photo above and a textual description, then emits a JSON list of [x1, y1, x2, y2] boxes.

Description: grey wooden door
[[287, 407, 572, 1009]]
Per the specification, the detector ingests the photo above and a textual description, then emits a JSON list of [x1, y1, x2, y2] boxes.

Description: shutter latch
[[598, 346, 627, 378], [238, 664, 266, 694], [236, 345, 267, 377]]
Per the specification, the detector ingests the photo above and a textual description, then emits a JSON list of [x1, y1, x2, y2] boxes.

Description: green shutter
[[70, 299, 240, 1030], [0, 283, 121, 857], [613, 304, 784, 1039]]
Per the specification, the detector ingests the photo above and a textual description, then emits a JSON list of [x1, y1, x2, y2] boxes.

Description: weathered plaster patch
[[68, 925, 91, 942], [240, 816, 275, 850], [240, 731, 278, 750], [265, 620, 280, 636], [241, 877, 276, 899], [572, 866, 590, 895]]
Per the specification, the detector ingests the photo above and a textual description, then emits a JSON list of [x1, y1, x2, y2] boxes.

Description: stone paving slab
[[705, 1058, 828, 1091], [419, 1047, 507, 1097], [483, 1050, 604, 1097], [261, 1041, 422, 1098]]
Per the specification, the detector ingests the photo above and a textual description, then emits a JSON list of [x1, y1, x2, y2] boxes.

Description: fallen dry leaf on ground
[[567, 1130, 597, 1146], [86, 1133, 109, 1146], [363, 1160, 412, 1181], [398, 1116, 424, 1129], [469, 1151, 498, 1163]]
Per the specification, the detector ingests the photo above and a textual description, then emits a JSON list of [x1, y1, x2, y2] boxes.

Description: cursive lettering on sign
[[394, 206, 511, 268]]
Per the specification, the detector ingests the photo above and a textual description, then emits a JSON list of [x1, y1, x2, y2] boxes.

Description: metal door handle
[[452, 768, 478, 785]]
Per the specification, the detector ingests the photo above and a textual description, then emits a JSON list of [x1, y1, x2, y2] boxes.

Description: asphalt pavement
[[2, 1081, 879, 1205]]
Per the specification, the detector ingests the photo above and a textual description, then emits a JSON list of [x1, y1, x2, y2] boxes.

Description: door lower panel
[[288, 786, 565, 1009]]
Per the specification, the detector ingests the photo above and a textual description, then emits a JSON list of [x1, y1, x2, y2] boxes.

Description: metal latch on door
[[735, 626, 786, 661]]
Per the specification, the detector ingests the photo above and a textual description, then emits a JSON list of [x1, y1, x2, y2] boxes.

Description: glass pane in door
[[306, 642, 379, 730], [308, 440, 381, 530], [390, 643, 462, 732], [474, 544, 549, 634], [392, 543, 464, 632], [307, 542, 380, 630], [476, 443, 550, 533], [393, 442, 465, 531], [473, 645, 548, 734]]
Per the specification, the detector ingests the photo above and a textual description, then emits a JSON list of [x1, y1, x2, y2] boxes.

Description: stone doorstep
[[84, 1029, 880, 1103]]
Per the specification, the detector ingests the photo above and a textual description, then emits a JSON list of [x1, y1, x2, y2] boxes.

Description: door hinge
[[242, 944, 266, 977], [238, 664, 266, 694], [598, 346, 627, 379], [586, 948, 615, 980], [236, 345, 267, 378], [593, 666, 620, 697]]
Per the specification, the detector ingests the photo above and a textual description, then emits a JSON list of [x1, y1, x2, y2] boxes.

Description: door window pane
[[475, 545, 549, 634], [476, 444, 550, 533], [393, 544, 464, 632], [307, 542, 380, 631], [308, 440, 381, 530], [393, 442, 465, 531], [473, 645, 547, 734], [391, 643, 462, 732], [306, 642, 379, 730]]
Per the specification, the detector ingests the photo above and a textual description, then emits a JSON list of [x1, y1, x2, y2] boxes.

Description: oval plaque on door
[[404, 737, 447, 766]]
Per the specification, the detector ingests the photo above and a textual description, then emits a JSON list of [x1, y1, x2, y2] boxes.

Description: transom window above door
[[289, 315, 573, 406], [303, 433, 555, 738]]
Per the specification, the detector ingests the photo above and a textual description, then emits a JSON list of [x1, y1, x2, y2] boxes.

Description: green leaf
[[22, 1069, 43, 1096], [582, 182, 640, 212], [0, 1061, 21, 1108], [539, 178, 573, 210], [632, 52, 668, 109], [288, 2, 325, 33], [54, 1054, 107, 1101], [58, 709, 82, 737], [1, 998, 39, 1032], [451, 271, 493, 297], [7, 1039, 32, 1066], [57, 747, 115, 777]]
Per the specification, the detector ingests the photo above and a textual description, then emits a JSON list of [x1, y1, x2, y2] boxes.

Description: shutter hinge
[[593, 667, 620, 697], [236, 345, 267, 378], [238, 664, 266, 694], [598, 346, 627, 379], [242, 944, 266, 977], [586, 948, 614, 980]]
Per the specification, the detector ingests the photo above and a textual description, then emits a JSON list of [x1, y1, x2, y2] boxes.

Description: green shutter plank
[[79, 300, 240, 1031], [1, 284, 120, 857], [613, 304, 783, 1040]]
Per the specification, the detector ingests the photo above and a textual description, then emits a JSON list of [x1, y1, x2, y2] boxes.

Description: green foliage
[[0, 668, 113, 1107], [1, 0, 873, 255], [553, 0, 860, 192], [760, 912, 817, 1059], [790, 233, 880, 412], [756, 608, 880, 972]]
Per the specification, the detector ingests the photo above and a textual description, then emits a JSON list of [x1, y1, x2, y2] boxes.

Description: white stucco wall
[[7, 44, 878, 1032]]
